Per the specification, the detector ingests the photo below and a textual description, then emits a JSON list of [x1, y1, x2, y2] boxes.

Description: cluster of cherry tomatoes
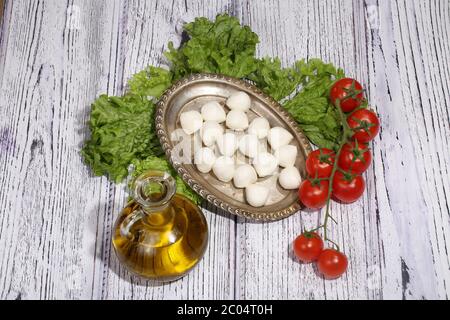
[[293, 78, 381, 279], [294, 232, 348, 280]]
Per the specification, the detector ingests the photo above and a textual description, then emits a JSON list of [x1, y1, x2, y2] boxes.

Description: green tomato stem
[[322, 100, 353, 251]]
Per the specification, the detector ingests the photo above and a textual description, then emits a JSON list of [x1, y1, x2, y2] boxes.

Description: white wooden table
[[0, 0, 449, 300]]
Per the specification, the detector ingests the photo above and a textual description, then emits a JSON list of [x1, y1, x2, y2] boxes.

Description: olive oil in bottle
[[112, 171, 208, 282]]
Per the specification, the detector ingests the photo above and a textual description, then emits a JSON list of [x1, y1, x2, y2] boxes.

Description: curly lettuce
[[282, 59, 345, 149], [128, 66, 174, 98], [249, 58, 345, 149], [82, 94, 162, 183], [165, 14, 260, 79]]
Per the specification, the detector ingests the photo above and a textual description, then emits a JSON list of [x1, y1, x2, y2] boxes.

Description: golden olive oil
[[112, 172, 208, 282]]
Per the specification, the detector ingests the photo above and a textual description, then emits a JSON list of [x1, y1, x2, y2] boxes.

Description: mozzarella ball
[[253, 152, 279, 177], [217, 132, 239, 157], [194, 148, 217, 174], [279, 167, 302, 190], [180, 110, 203, 135], [248, 117, 271, 139], [268, 127, 294, 150], [212, 156, 235, 183], [245, 184, 270, 207], [233, 165, 258, 189], [274, 145, 298, 168], [238, 134, 260, 158], [226, 91, 251, 112], [201, 101, 226, 123], [226, 110, 249, 131], [201, 121, 224, 147]]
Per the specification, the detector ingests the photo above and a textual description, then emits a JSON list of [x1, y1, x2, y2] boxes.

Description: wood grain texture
[[0, 0, 124, 299], [0, 0, 449, 300], [96, 0, 238, 300]]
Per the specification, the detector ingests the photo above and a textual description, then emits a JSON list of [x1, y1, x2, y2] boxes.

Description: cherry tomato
[[299, 180, 329, 210], [330, 78, 365, 113], [332, 171, 365, 204], [306, 149, 336, 178], [347, 109, 380, 143], [338, 141, 372, 174], [293, 232, 324, 263], [317, 249, 348, 280]]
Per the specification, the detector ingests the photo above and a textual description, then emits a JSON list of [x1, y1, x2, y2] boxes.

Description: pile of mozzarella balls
[[180, 91, 302, 208]]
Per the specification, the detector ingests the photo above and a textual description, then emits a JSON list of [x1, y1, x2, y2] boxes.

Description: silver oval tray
[[156, 74, 312, 221]]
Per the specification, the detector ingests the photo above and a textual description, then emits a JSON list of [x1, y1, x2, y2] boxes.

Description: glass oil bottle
[[112, 171, 208, 282]]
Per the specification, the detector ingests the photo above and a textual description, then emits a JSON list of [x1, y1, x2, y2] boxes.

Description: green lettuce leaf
[[128, 66, 173, 98], [82, 94, 163, 183], [283, 59, 345, 149], [248, 57, 302, 101], [248, 58, 345, 149], [166, 14, 260, 79]]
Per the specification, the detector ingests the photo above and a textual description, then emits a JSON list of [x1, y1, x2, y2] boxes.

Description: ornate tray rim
[[155, 73, 312, 222]]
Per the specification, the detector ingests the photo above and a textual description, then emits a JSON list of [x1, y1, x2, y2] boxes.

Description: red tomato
[[317, 249, 348, 280], [338, 141, 372, 174], [299, 180, 329, 210], [330, 78, 365, 113], [347, 109, 380, 143], [332, 171, 365, 204], [306, 149, 336, 178], [293, 232, 324, 263]]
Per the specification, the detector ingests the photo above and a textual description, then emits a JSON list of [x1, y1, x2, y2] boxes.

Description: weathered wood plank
[[98, 0, 238, 300], [235, 0, 375, 300], [0, 0, 123, 299], [235, 0, 450, 300], [362, 0, 450, 299]]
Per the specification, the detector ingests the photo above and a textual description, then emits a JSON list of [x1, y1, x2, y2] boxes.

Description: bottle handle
[[119, 209, 146, 240]]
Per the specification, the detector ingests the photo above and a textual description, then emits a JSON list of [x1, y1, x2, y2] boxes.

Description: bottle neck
[[119, 171, 178, 238], [133, 171, 177, 217]]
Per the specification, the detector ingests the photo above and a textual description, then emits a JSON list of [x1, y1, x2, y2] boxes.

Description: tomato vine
[[307, 99, 355, 251], [296, 78, 380, 280]]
